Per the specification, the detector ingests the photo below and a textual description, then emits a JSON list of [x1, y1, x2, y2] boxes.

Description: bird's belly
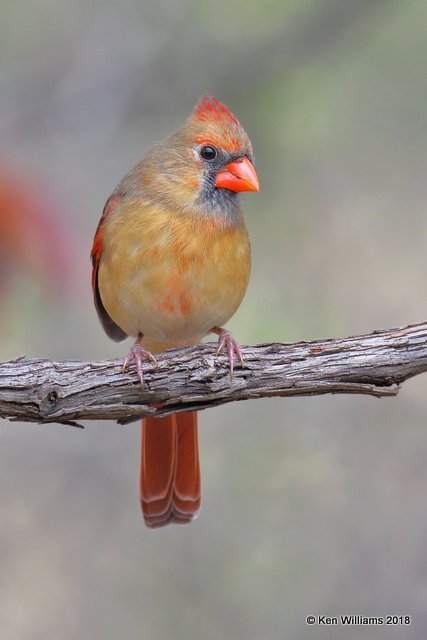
[[99, 228, 250, 343], [134, 282, 236, 342]]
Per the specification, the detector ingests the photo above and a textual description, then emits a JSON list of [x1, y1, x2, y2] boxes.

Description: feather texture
[[97, 201, 250, 342], [140, 412, 200, 528], [91, 96, 257, 527]]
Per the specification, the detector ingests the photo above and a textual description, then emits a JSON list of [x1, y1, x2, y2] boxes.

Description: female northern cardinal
[[91, 96, 259, 527]]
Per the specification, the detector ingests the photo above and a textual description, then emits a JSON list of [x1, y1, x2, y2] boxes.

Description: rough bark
[[1, 322, 427, 428]]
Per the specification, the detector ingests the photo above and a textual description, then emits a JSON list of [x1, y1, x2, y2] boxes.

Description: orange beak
[[215, 156, 259, 193]]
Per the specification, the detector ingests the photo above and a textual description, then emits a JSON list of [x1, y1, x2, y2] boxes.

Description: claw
[[214, 328, 244, 381], [123, 336, 158, 388]]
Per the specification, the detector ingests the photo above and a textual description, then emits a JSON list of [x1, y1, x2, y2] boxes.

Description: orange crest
[[189, 95, 251, 155], [193, 95, 238, 126]]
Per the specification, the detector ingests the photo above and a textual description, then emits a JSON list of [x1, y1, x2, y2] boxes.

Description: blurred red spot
[[0, 164, 73, 297]]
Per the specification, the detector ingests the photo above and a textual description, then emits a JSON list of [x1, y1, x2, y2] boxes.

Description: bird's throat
[[198, 179, 243, 226]]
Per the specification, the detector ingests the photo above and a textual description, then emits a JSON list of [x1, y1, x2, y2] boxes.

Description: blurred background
[[1, 0, 427, 638]]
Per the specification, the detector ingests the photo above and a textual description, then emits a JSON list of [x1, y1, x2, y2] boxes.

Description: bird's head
[[140, 96, 259, 219]]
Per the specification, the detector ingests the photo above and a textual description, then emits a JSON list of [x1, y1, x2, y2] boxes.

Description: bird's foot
[[212, 326, 244, 381], [123, 336, 158, 388]]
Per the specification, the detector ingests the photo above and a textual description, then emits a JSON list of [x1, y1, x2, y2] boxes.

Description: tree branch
[[1, 321, 427, 428]]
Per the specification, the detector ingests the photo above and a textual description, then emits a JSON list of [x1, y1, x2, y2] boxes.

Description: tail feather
[[140, 415, 177, 525], [174, 411, 201, 520], [140, 411, 200, 528]]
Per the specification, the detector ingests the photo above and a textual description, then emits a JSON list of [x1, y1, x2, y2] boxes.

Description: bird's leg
[[123, 332, 158, 388], [210, 326, 244, 381]]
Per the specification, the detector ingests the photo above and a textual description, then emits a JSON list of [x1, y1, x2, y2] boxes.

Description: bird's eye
[[200, 145, 217, 161]]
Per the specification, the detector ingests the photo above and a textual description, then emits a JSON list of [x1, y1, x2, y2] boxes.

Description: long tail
[[140, 411, 201, 528]]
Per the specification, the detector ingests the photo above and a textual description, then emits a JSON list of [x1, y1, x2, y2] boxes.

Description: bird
[[91, 95, 259, 528]]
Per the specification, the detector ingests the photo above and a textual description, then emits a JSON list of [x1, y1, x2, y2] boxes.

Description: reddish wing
[[91, 195, 127, 341]]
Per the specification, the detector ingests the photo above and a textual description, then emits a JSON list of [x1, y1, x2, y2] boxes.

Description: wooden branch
[[1, 321, 427, 428]]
